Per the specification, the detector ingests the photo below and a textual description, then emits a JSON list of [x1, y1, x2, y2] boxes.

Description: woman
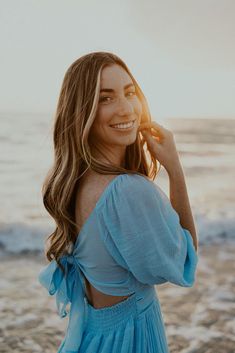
[[38, 51, 198, 353]]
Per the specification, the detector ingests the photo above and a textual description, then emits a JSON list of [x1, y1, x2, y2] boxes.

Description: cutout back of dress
[[74, 171, 131, 309]]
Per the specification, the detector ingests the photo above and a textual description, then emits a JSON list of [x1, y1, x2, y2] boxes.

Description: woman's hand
[[138, 121, 181, 173]]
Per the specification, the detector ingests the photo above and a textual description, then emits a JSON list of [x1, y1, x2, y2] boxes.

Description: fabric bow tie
[[38, 254, 87, 353]]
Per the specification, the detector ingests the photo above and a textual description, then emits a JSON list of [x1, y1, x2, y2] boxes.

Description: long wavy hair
[[42, 51, 161, 269]]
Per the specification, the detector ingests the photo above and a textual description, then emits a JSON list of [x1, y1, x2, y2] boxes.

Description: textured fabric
[[38, 173, 198, 353], [79, 287, 169, 353]]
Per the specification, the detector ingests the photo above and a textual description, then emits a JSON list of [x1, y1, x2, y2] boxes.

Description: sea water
[[0, 112, 234, 255]]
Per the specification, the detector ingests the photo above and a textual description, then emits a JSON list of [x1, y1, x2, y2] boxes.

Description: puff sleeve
[[96, 174, 198, 287]]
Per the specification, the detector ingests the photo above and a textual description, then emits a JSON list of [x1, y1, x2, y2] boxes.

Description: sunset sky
[[1, 0, 234, 119]]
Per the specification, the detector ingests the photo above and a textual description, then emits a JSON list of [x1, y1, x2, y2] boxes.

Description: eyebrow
[[100, 83, 135, 93]]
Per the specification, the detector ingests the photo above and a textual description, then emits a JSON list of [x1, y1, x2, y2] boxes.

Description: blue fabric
[[38, 254, 87, 352], [97, 174, 198, 287], [38, 173, 198, 353]]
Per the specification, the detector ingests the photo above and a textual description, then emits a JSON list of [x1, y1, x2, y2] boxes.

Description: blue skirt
[[78, 286, 169, 353]]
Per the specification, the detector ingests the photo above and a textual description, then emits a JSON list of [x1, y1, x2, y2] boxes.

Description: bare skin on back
[[74, 169, 130, 309]]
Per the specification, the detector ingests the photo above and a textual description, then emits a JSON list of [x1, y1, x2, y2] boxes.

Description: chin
[[117, 135, 137, 147]]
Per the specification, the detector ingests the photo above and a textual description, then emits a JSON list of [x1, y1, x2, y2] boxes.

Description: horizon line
[[0, 110, 235, 120]]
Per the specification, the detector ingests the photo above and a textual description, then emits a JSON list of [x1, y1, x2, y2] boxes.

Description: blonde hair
[[42, 51, 161, 268]]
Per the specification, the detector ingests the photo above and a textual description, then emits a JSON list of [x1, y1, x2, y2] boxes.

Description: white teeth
[[110, 121, 135, 129]]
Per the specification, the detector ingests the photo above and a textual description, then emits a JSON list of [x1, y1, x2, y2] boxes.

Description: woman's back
[[74, 169, 131, 309]]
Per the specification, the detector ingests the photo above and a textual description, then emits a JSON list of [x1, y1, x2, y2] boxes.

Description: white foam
[[0, 222, 52, 254]]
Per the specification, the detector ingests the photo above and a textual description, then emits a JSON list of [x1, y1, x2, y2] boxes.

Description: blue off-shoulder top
[[38, 173, 198, 352]]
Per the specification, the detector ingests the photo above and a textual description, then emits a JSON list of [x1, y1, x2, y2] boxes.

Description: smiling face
[[89, 64, 142, 166]]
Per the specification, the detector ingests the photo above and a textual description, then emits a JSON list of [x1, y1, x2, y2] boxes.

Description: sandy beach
[[1, 241, 235, 353]]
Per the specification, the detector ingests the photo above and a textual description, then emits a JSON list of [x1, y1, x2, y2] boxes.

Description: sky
[[1, 0, 235, 119]]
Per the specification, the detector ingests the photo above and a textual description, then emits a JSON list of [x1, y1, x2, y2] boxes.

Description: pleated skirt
[[78, 289, 170, 353]]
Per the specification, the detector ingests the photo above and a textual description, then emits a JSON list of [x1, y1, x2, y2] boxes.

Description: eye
[[99, 96, 112, 103], [127, 91, 136, 97]]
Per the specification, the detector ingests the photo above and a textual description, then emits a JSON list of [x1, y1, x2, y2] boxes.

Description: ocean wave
[[0, 214, 235, 256]]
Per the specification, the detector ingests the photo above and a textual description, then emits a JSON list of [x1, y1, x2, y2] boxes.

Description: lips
[[109, 119, 136, 127]]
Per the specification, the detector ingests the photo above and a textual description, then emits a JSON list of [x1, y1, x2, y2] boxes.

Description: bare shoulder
[[79, 171, 118, 198], [74, 171, 118, 229]]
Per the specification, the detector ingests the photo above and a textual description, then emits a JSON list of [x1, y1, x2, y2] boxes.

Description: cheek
[[91, 111, 110, 137], [134, 99, 143, 120], [96, 106, 114, 123]]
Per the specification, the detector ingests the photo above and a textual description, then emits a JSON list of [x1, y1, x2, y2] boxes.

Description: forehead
[[100, 64, 133, 88]]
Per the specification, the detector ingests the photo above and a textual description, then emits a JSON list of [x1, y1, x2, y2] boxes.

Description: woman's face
[[90, 64, 142, 163]]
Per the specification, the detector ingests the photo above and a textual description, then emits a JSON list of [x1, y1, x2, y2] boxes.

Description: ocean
[[0, 113, 235, 255]]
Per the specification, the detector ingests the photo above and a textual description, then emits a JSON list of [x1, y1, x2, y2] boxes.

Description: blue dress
[[38, 173, 198, 353]]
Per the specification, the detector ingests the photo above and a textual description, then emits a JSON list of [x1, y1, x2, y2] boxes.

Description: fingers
[[138, 122, 163, 134], [138, 121, 164, 130], [138, 121, 170, 139]]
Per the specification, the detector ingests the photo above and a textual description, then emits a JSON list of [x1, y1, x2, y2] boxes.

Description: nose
[[116, 96, 134, 117]]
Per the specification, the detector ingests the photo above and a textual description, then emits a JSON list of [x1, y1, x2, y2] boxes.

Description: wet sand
[[0, 242, 235, 353]]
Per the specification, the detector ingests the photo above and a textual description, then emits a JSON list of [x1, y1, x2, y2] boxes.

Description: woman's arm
[[139, 121, 198, 253], [166, 160, 198, 252]]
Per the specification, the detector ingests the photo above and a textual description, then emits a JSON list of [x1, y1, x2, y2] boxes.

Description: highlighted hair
[[42, 51, 160, 266]]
